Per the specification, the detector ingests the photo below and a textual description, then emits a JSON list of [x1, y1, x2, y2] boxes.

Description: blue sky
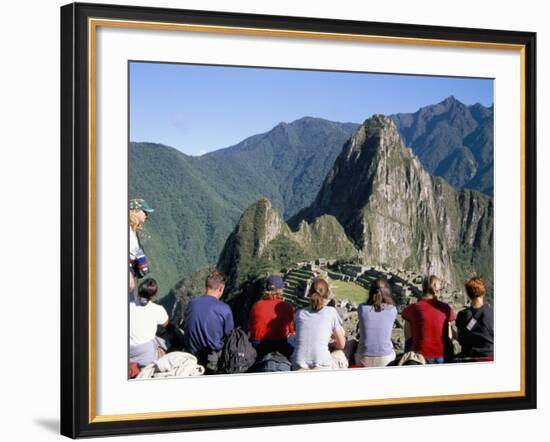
[[130, 62, 493, 156]]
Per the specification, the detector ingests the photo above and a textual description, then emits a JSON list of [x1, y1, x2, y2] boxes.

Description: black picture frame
[[60, 2, 537, 438]]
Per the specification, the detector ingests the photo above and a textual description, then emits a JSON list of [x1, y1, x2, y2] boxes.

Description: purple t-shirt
[[183, 294, 234, 354], [357, 303, 397, 357]]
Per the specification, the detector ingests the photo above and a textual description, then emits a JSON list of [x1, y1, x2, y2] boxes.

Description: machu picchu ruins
[[277, 258, 467, 353]]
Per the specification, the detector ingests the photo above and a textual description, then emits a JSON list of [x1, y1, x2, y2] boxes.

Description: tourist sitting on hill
[[183, 270, 234, 373], [456, 277, 494, 361], [129, 278, 169, 368], [402, 275, 456, 364], [249, 275, 295, 358], [355, 278, 398, 367], [291, 277, 346, 370]]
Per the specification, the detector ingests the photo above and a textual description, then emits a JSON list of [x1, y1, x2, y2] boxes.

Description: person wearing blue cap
[[129, 198, 155, 295], [249, 275, 295, 358]]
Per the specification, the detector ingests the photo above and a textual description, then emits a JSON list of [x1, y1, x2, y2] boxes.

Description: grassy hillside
[[129, 118, 358, 294], [129, 142, 244, 294]]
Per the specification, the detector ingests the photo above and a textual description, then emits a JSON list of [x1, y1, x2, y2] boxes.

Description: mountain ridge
[[391, 96, 493, 194], [130, 97, 493, 295]]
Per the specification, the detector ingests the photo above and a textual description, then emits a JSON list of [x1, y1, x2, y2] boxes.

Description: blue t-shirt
[[183, 294, 234, 354], [357, 303, 397, 357]]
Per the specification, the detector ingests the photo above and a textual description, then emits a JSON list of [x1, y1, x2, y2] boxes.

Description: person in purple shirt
[[355, 278, 397, 367], [183, 270, 234, 373]]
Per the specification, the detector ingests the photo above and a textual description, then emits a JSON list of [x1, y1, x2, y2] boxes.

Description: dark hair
[[367, 278, 394, 311], [205, 270, 226, 290], [138, 278, 158, 304], [308, 278, 330, 311], [263, 288, 283, 299], [464, 277, 486, 299]]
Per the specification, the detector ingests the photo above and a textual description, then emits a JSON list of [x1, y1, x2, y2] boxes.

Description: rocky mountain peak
[[290, 114, 493, 290], [293, 114, 423, 226], [216, 197, 289, 288], [442, 94, 458, 105], [231, 197, 288, 255], [364, 113, 400, 133], [344, 115, 397, 157]]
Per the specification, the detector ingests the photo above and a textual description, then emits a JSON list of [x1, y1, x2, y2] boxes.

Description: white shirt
[[129, 300, 169, 345], [129, 227, 140, 259], [291, 306, 343, 368]]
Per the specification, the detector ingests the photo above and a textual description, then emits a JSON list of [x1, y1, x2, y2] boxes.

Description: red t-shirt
[[249, 298, 295, 341], [402, 298, 456, 359]]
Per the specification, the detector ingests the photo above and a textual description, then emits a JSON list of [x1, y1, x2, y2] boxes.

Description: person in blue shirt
[[355, 278, 397, 367], [183, 270, 234, 373]]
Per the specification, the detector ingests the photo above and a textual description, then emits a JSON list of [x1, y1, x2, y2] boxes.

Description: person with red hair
[[456, 277, 494, 361]]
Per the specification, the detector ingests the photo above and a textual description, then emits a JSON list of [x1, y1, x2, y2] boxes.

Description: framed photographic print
[[60, 2, 537, 438]]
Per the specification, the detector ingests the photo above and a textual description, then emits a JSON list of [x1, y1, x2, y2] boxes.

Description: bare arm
[[332, 326, 346, 351], [404, 320, 412, 340], [449, 321, 456, 340], [129, 270, 135, 293]]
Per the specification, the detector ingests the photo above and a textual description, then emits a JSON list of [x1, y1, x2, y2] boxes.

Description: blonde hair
[[422, 275, 442, 298], [308, 278, 331, 311], [129, 209, 144, 232]]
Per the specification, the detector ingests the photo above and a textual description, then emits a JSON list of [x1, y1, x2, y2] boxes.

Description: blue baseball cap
[[265, 275, 284, 290]]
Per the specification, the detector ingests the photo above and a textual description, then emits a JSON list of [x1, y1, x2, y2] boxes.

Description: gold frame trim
[[88, 18, 527, 424]]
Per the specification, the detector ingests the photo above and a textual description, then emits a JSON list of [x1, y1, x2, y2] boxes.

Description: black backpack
[[252, 351, 292, 372], [218, 327, 257, 374]]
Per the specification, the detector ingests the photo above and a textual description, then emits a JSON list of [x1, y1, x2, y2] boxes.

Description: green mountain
[[129, 118, 358, 293], [163, 115, 494, 325], [130, 99, 493, 297], [216, 197, 358, 291], [129, 143, 245, 296], [392, 96, 494, 194], [205, 117, 360, 218]]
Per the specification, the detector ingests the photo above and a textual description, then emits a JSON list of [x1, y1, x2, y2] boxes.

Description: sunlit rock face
[[291, 115, 493, 291]]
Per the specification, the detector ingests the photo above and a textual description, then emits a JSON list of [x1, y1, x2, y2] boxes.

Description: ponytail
[[367, 278, 393, 312], [308, 278, 330, 311]]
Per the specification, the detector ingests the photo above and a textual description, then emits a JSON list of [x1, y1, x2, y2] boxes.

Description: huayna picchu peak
[[289, 114, 493, 292]]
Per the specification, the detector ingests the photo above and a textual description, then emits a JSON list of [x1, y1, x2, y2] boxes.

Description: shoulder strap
[[472, 305, 485, 321], [466, 305, 493, 344]]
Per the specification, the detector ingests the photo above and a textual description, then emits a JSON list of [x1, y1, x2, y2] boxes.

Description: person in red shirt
[[249, 275, 295, 358], [402, 275, 456, 363]]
